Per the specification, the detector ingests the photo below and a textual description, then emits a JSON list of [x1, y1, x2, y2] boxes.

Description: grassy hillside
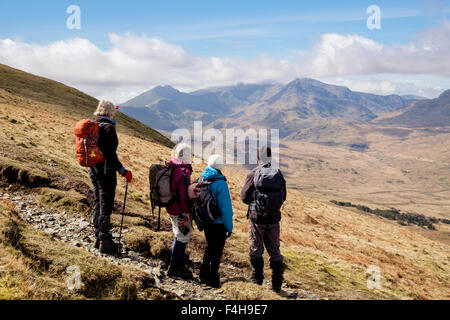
[[0, 201, 170, 300], [0, 65, 449, 300], [0, 64, 173, 148]]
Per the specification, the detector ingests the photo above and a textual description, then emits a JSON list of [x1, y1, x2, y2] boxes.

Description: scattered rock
[[79, 221, 90, 229], [175, 289, 185, 297], [4, 189, 318, 301]]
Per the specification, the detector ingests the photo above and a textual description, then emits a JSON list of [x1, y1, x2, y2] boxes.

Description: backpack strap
[[182, 168, 190, 189], [252, 167, 261, 191], [208, 177, 227, 183]]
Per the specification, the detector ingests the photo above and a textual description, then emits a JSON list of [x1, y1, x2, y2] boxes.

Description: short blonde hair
[[94, 100, 116, 117]]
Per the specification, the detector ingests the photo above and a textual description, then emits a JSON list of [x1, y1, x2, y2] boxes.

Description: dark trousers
[[89, 165, 117, 242], [202, 223, 227, 278]]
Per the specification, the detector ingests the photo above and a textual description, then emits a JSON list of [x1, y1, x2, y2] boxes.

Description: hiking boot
[[199, 264, 211, 284], [207, 273, 221, 288], [168, 258, 193, 280], [250, 258, 264, 285], [270, 260, 284, 293], [94, 238, 100, 249], [99, 241, 122, 254]]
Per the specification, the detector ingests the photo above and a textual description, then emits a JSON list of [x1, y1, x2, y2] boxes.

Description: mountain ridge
[[376, 89, 450, 128], [120, 78, 417, 137]]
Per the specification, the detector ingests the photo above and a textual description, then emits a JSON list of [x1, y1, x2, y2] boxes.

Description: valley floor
[[280, 125, 450, 220]]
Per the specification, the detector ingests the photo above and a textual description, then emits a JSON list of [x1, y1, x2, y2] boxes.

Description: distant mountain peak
[[378, 88, 450, 128], [290, 78, 324, 86], [439, 89, 450, 99], [152, 85, 180, 94]]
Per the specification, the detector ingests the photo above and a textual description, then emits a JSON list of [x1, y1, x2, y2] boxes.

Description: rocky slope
[[1, 188, 308, 300]]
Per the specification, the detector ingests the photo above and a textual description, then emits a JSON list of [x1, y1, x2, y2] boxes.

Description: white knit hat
[[173, 143, 192, 164], [208, 154, 224, 171]]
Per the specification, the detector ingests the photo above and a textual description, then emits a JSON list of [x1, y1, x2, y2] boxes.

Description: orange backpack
[[74, 120, 105, 167]]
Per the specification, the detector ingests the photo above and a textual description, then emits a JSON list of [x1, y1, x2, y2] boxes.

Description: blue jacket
[[201, 166, 234, 233]]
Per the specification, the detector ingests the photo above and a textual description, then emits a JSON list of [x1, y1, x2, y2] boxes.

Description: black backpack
[[252, 166, 286, 218], [188, 177, 224, 231]]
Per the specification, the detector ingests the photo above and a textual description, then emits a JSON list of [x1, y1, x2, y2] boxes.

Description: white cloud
[[0, 21, 449, 102], [307, 20, 450, 77], [320, 75, 447, 98]]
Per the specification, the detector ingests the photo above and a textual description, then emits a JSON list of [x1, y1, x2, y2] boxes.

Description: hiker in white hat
[[197, 154, 234, 288]]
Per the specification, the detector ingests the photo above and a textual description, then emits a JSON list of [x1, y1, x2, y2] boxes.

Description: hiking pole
[[117, 180, 128, 257], [157, 207, 161, 231]]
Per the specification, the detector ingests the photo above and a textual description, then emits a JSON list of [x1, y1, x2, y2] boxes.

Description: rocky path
[[0, 188, 318, 300]]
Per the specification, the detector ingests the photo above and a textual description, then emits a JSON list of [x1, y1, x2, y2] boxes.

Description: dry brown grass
[[1, 81, 449, 300], [280, 126, 450, 220], [0, 200, 170, 300], [222, 281, 282, 300]]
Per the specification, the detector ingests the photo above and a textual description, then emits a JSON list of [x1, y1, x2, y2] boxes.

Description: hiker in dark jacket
[[198, 154, 234, 288], [166, 143, 193, 279], [90, 100, 132, 254], [241, 146, 286, 293]]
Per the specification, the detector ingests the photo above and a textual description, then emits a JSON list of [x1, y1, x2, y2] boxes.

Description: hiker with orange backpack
[[74, 100, 132, 254]]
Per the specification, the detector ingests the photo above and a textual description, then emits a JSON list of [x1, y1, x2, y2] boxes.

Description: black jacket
[[96, 116, 123, 171]]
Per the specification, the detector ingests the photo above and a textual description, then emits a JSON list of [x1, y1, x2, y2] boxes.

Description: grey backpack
[[149, 164, 176, 207], [253, 166, 286, 218], [149, 164, 186, 231]]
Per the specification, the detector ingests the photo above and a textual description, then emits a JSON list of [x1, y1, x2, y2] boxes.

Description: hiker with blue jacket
[[241, 146, 286, 293], [198, 154, 234, 288]]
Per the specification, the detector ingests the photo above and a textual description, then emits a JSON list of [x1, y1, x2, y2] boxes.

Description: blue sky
[[0, 0, 449, 100], [1, 0, 447, 57]]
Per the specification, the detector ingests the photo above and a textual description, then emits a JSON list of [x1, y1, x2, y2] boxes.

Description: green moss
[[123, 226, 172, 260], [282, 248, 398, 299], [0, 276, 23, 300], [38, 188, 89, 217]]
